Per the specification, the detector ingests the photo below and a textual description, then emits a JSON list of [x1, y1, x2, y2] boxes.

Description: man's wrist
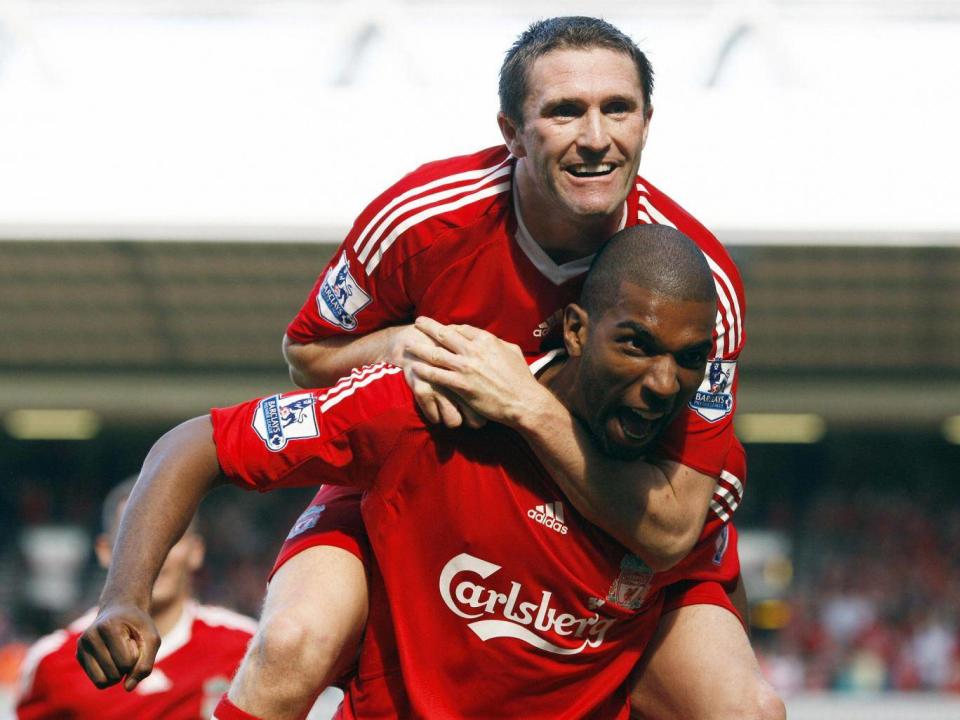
[[508, 384, 566, 434], [99, 586, 151, 612]]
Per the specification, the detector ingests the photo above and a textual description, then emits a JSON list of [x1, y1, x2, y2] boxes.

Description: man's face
[[501, 47, 650, 223], [96, 502, 204, 611], [565, 283, 714, 459]]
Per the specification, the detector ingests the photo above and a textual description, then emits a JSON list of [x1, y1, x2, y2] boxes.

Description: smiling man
[[224, 16, 775, 720], [77, 226, 745, 719], [75, 16, 782, 720]]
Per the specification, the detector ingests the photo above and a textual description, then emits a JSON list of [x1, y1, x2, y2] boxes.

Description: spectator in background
[[15, 478, 255, 719]]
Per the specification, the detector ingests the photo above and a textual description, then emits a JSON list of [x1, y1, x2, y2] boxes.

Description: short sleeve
[[211, 364, 414, 492]]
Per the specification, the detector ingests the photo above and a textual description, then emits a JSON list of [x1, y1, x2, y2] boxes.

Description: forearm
[[283, 327, 409, 388], [514, 391, 710, 570], [100, 416, 225, 608]]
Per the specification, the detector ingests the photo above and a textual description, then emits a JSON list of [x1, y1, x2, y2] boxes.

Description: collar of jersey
[[154, 599, 196, 662], [512, 180, 627, 286], [528, 348, 565, 378]]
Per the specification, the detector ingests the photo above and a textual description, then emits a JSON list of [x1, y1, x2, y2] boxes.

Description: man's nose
[[577, 108, 611, 154], [643, 355, 680, 402]]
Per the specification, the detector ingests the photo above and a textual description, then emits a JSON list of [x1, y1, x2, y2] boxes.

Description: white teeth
[[567, 163, 614, 177], [629, 408, 663, 421]]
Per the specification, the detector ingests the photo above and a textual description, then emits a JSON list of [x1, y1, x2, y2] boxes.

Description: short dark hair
[[580, 224, 717, 315], [499, 16, 654, 127]]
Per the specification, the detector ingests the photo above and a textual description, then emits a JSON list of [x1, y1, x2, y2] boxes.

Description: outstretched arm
[[76, 416, 225, 691], [408, 318, 715, 571]]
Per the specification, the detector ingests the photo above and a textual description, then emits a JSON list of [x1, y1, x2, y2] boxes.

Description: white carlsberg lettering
[[438, 553, 615, 655]]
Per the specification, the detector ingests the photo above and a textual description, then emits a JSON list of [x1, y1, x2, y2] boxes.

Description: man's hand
[[76, 603, 160, 692], [405, 316, 552, 427], [386, 322, 487, 429]]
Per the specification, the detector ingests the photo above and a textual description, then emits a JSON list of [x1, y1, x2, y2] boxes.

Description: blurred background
[[1, 1, 959, 718]]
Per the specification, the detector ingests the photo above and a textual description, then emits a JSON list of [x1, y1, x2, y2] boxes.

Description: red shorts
[[660, 522, 744, 629], [271, 488, 745, 629], [269, 485, 370, 581]]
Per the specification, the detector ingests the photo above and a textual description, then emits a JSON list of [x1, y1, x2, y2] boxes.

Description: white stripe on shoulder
[[67, 606, 100, 632], [357, 163, 513, 265], [320, 363, 397, 401], [636, 183, 742, 355], [704, 256, 743, 354], [195, 605, 258, 635], [353, 156, 511, 256], [709, 499, 731, 523], [16, 629, 70, 700], [319, 365, 403, 413], [720, 469, 744, 497], [364, 180, 512, 275]]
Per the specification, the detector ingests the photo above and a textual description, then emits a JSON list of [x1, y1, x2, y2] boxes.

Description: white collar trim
[[154, 600, 195, 662], [528, 349, 565, 377], [512, 181, 626, 286]]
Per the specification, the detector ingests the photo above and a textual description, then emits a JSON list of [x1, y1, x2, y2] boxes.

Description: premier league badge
[[317, 252, 372, 331], [253, 393, 320, 451], [607, 554, 655, 610], [689, 359, 737, 422]]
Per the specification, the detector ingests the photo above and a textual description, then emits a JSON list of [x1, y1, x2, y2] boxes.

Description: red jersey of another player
[[211, 358, 741, 719], [286, 145, 745, 517], [16, 602, 255, 720]]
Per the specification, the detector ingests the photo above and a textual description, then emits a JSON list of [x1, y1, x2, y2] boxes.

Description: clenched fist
[[76, 603, 161, 692]]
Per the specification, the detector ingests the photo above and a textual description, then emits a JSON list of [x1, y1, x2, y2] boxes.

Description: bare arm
[[284, 327, 485, 429], [283, 328, 408, 389], [408, 318, 715, 571], [76, 416, 225, 691]]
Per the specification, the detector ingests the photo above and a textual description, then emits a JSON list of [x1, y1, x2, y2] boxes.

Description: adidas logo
[[527, 501, 568, 535]]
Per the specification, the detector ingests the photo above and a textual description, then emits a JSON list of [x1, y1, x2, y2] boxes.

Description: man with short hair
[[213, 15, 776, 720], [226, 16, 771, 720], [16, 478, 256, 719], [79, 225, 748, 718]]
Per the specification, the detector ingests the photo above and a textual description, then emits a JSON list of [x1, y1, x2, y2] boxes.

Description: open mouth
[[565, 162, 616, 178], [616, 407, 663, 444]]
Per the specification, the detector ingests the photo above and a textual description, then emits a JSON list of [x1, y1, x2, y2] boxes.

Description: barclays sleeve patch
[[316, 252, 372, 331], [689, 360, 736, 423], [252, 393, 320, 451]]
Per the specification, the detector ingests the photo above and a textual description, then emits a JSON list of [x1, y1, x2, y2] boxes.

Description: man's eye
[[605, 101, 630, 115], [623, 337, 648, 354], [678, 351, 708, 368], [551, 103, 580, 118]]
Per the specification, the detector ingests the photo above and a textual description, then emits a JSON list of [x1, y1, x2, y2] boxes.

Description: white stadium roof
[[0, 1, 957, 241]]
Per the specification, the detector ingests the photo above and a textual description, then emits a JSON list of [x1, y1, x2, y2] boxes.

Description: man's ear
[[563, 304, 589, 358], [94, 534, 112, 570], [497, 111, 527, 158], [640, 104, 653, 151], [185, 534, 205, 573]]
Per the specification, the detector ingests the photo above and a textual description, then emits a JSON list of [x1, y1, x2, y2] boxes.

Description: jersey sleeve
[[284, 216, 416, 344], [285, 147, 514, 345], [211, 364, 415, 492]]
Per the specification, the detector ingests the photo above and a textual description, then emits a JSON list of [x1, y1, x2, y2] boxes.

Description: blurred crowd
[[2, 478, 960, 701], [755, 491, 960, 694]]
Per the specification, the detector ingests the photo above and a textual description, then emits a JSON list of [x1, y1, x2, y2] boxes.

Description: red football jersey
[[286, 145, 745, 512], [16, 602, 255, 720], [210, 360, 737, 719]]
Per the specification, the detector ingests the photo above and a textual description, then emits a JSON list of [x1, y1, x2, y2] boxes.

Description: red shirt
[[211, 359, 736, 719], [16, 603, 255, 720], [286, 145, 745, 522]]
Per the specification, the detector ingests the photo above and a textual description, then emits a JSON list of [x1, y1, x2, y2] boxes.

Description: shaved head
[[580, 225, 717, 315]]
